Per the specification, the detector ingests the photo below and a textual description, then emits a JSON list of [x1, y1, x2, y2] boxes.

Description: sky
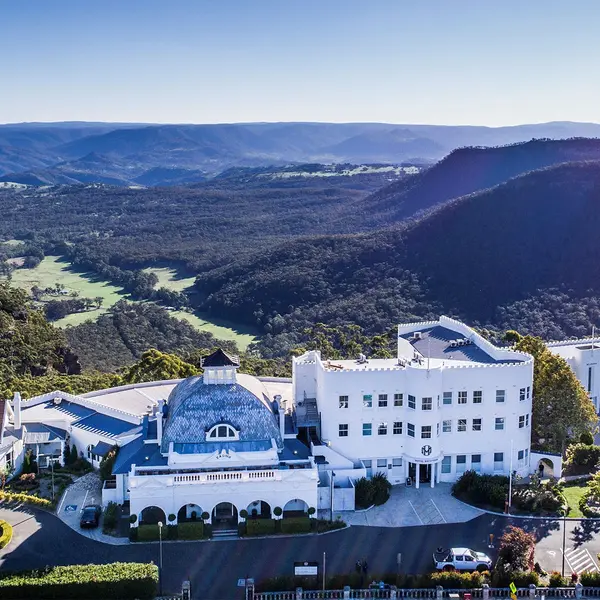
[[2, 0, 600, 126]]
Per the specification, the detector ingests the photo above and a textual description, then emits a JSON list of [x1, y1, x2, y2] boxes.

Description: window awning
[[91, 441, 114, 457]]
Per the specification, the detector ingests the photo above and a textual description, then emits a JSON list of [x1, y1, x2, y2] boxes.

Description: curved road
[[0, 506, 597, 599]]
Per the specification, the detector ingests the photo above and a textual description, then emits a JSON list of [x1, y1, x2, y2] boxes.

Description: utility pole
[[158, 521, 163, 595]]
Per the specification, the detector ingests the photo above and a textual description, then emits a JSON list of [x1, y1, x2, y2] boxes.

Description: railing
[[171, 469, 279, 485]]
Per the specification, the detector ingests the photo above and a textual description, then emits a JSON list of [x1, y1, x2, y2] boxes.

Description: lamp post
[[329, 471, 335, 523], [562, 512, 567, 577], [158, 521, 163, 595], [507, 439, 514, 513]]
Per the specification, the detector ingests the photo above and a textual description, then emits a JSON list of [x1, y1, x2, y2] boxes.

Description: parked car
[[433, 547, 492, 572], [80, 504, 102, 528]]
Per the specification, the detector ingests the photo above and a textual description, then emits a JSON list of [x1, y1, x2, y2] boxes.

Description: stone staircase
[[212, 528, 238, 540]]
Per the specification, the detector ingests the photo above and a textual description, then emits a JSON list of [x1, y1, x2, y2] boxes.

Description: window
[[378, 422, 388, 435], [494, 452, 504, 471], [443, 391, 452, 405], [518, 450, 524, 460], [407, 423, 415, 437], [519, 414, 529, 428], [422, 397, 432, 411], [363, 394, 373, 408], [520, 388, 526, 402], [408, 395, 416, 409], [588, 367, 594, 393], [392, 458, 402, 467], [363, 459, 372, 477], [394, 393, 403, 407], [443, 419, 452, 433], [362, 423, 372, 436], [527, 386, 531, 399], [472, 418, 482, 431], [339, 424, 348, 437], [496, 390, 505, 403], [437, 422, 440, 436], [458, 419, 467, 432], [458, 391, 467, 404], [208, 423, 237, 440], [441, 456, 451, 473], [377, 458, 387, 469], [471, 454, 481, 472], [495, 417, 505, 430], [339, 395, 348, 409], [421, 425, 432, 439], [87, 444, 93, 460], [393, 421, 402, 435], [378, 394, 388, 407], [473, 390, 483, 404], [456, 455, 467, 473]]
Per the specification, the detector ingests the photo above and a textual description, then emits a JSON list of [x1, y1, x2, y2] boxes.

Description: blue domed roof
[[160, 375, 283, 453]]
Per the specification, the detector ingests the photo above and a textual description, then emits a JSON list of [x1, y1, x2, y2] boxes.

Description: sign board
[[509, 582, 517, 594], [294, 561, 319, 577], [237, 579, 246, 587]]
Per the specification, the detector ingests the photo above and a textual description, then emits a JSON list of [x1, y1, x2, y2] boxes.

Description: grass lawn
[[562, 482, 589, 517], [142, 267, 196, 293]]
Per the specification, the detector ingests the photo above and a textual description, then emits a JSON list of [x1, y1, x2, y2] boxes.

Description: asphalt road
[[1, 506, 599, 600]]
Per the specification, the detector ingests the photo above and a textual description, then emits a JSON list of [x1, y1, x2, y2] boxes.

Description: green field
[[3, 257, 257, 348], [562, 482, 589, 518], [142, 267, 196, 292]]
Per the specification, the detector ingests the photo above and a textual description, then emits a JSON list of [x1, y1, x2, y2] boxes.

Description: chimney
[[156, 399, 164, 444], [13, 392, 21, 430]]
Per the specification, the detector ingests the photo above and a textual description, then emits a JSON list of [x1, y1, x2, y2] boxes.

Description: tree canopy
[[122, 349, 199, 384]]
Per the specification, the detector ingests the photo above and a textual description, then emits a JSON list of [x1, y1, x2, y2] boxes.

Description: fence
[[252, 585, 594, 600]]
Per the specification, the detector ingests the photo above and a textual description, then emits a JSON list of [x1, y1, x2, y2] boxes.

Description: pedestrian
[[362, 559, 368, 574]]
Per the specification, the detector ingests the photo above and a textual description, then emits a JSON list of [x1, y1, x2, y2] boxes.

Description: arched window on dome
[[207, 423, 239, 441]]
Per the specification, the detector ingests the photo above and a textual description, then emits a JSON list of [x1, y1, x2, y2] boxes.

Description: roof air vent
[[413, 331, 423, 340], [53, 397, 62, 405]]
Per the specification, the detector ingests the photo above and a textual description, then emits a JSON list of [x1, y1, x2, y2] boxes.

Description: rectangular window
[[520, 388, 526, 402], [527, 386, 531, 399], [494, 452, 504, 471], [437, 422, 440, 436], [443, 419, 452, 433], [471, 454, 481, 472], [407, 423, 415, 437], [393, 393, 403, 407], [393, 421, 402, 435], [378, 422, 388, 435], [362, 423, 372, 436], [495, 417, 505, 430], [422, 397, 432, 411], [458, 419, 467, 432], [377, 458, 387, 468], [408, 395, 416, 409], [421, 425, 432, 439], [339, 395, 349, 409], [458, 391, 468, 404], [518, 450, 524, 460], [443, 391, 452, 405], [472, 418, 482, 431], [363, 459, 372, 477], [378, 394, 388, 407], [588, 367, 594, 393], [338, 423, 348, 437], [363, 394, 373, 408], [519, 415, 529, 428], [496, 390, 505, 403], [473, 390, 483, 404], [441, 455, 451, 473], [456, 455, 467, 473], [392, 458, 402, 467]]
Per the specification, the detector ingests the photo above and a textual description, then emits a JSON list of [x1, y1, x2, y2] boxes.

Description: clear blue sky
[[2, 0, 599, 126]]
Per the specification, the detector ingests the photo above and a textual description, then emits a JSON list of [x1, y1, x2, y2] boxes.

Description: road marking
[[429, 498, 447, 524], [57, 488, 68, 514], [562, 547, 599, 574], [408, 500, 423, 525], [82, 490, 89, 511], [547, 551, 556, 557]]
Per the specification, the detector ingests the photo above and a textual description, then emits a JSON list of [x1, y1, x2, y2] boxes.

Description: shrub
[[240, 509, 248, 520], [178, 521, 205, 540], [246, 518, 276, 536], [0, 520, 13, 549], [99, 445, 119, 482], [201, 511, 209, 522], [549, 571, 568, 587], [430, 571, 489, 589], [452, 470, 509, 509], [167, 513, 176, 523], [496, 526, 536, 573], [0, 562, 158, 599], [273, 506, 283, 518], [355, 477, 374, 509], [315, 518, 346, 533], [580, 432, 595, 445], [580, 571, 600, 586], [136, 524, 160, 542], [0, 491, 52, 508], [129, 527, 138, 542], [69, 444, 78, 465], [167, 524, 178, 540], [371, 472, 392, 505], [565, 443, 600, 474], [307, 506, 316, 517], [103, 502, 118, 531], [281, 517, 311, 534]]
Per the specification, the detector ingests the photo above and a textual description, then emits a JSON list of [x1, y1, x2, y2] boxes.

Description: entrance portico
[[407, 457, 442, 489]]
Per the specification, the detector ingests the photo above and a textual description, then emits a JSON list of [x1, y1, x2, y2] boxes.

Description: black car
[[80, 504, 102, 528]]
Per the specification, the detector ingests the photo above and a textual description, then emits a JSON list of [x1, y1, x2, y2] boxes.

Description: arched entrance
[[246, 500, 272, 519], [177, 503, 203, 523], [536, 458, 554, 478], [212, 502, 238, 529], [140, 505, 166, 525], [283, 498, 309, 518]]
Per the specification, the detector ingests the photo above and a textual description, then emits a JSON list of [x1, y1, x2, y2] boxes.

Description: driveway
[[336, 483, 483, 527]]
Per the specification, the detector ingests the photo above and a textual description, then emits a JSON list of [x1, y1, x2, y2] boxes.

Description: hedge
[[246, 518, 276, 536], [280, 517, 311, 534], [564, 443, 600, 475], [0, 520, 13, 549], [178, 521, 205, 540], [136, 524, 160, 542], [0, 562, 158, 599], [0, 491, 53, 508], [580, 572, 600, 586]]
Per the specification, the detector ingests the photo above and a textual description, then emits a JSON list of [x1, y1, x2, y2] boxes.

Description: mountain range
[[2, 120, 600, 186]]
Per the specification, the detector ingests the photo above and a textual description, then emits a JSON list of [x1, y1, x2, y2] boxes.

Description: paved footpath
[[2, 504, 600, 600]]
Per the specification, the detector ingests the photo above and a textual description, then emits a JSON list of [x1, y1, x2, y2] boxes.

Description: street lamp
[[158, 521, 163, 595]]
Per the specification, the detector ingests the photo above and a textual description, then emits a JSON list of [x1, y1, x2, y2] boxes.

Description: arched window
[[207, 423, 238, 440]]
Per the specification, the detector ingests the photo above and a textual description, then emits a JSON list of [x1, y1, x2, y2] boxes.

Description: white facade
[[293, 316, 534, 488]]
